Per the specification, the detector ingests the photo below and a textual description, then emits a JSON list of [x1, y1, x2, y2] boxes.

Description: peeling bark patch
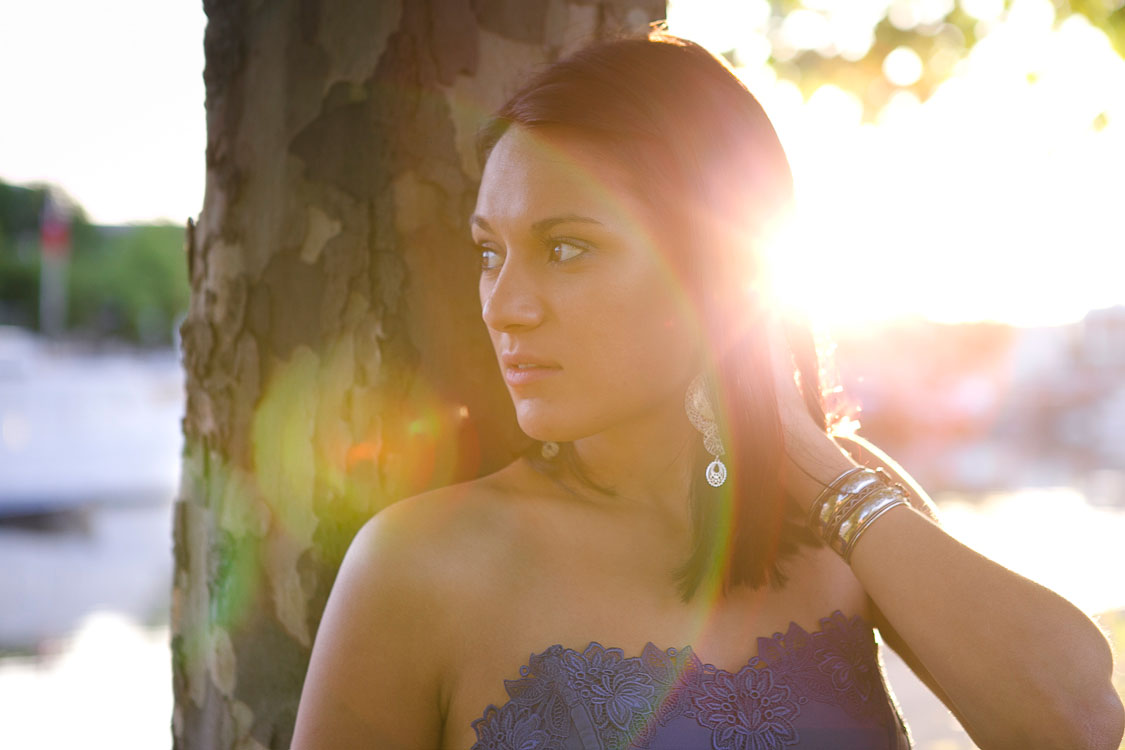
[[431, 0, 480, 84], [229, 603, 310, 750], [598, 0, 666, 36], [290, 91, 380, 202], [283, 3, 333, 139], [295, 0, 321, 44], [251, 346, 323, 644], [232, 700, 269, 750], [251, 347, 320, 545], [369, 252, 410, 337], [172, 497, 193, 591], [543, 0, 571, 50], [438, 29, 548, 180], [474, 0, 550, 43], [209, 626, 238, 696], [203, 0, 247, 104], [214, 461, 271, 538], [180, 318, 215, 385], [230, 333, 263, 467], [175, 675, 237, 750], [392, 170, 446, 236], [215, 275, 249, 334], [267, 537, 313, 647], [556, 3, 600, 54], [353, 310, 386, 388], [171, 492, 216, 727], [202, 0, 249, 205], [320, 0, 403, 88], [257, 248, 325, 360], [298, 205, 342, 264], [318, 232, 368, 336]]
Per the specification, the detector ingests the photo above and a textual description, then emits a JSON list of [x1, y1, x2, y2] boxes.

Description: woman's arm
[[291, 502, 448, 749], [789, 432, 1124, 749], [849, 484, 1122, 749], [833, 434, 973, 727], [768, 321, 1124, 749]]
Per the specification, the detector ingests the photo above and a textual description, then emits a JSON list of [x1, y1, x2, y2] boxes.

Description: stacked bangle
[[808, 466, 910, 563]]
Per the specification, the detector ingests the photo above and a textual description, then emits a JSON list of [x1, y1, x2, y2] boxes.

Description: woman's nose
[[480, 255, 545, 332]]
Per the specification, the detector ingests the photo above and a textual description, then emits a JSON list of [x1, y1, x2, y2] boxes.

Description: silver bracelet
[[808, 467, 879, 536], [841, 492, 910, 563]]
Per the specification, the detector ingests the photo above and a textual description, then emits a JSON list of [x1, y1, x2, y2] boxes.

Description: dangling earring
[[540, 440, 560, 459], [684, 373, 727, 487]]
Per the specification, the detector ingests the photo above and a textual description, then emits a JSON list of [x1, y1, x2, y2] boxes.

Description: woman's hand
[[763, 311, 858, 514]]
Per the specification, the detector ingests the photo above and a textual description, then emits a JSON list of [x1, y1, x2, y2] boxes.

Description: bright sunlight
[[669, 0, 1125, 330]]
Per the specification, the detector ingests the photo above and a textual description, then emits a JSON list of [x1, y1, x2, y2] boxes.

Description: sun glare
[[669, 0, 1125, 330]]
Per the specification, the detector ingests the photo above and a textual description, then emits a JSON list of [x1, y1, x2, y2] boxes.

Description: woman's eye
[[474, 240, 586, 272], [478, 246, 501, 271], [550, 240, 586, 264]]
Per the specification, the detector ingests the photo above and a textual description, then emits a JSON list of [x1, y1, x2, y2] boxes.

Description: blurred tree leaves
[[1069, 0, 1125, 54], [732, 0, 1125, 119], [0, 178, 189, 345], [67, 223, 190, 345]]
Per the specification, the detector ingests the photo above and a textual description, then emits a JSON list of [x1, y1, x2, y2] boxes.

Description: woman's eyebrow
[[531, 215, 603, 233], [469, 214, 603, 234]]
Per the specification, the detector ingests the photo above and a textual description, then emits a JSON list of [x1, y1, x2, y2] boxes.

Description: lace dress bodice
[[470, 609, 913, 750]]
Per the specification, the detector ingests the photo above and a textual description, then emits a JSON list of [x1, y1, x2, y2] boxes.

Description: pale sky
[[0, 0, 207, 225], [2, 0, 1123, 326]]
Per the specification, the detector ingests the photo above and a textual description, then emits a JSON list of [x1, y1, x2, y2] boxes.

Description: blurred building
[[834, 306, 1125, 496]]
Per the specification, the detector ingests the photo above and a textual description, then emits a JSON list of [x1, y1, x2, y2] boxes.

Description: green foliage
[[1070, 0, 1125, 57], [0, 250, 41, 328], [0, 181, 45, 238], [0, 177, 190, 346], [750, 0, 1125, 119], [67, 223, 190, 345]]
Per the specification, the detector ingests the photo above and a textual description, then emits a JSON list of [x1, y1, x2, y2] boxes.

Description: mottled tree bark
[[172, 1, 664, 747]]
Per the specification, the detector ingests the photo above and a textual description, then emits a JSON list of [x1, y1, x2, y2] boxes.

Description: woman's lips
[[503, 364, 561, 387]]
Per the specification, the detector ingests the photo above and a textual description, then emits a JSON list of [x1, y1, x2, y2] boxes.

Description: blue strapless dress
[[470, 609, 913, 750]]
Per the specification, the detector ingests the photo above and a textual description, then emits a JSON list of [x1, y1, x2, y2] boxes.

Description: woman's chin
[[516, 415, 580, 444]]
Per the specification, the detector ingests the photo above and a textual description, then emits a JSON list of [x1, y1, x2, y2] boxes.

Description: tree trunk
[[172, 1, 664, 747]]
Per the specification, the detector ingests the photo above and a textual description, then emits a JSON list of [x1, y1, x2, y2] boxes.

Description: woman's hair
[[476, 29, 845, 602]]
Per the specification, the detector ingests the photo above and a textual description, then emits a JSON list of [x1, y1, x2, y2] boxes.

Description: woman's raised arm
[[769, 321, 1124, 749]]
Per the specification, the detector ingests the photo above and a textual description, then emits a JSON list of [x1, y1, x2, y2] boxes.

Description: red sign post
[[38, 191, 72, 337]]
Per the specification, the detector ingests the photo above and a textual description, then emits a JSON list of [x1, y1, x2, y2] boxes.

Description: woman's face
[[471, 125, 703, 442]]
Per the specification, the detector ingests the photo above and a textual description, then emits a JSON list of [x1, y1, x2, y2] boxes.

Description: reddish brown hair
[[477, 31, 836, 601]]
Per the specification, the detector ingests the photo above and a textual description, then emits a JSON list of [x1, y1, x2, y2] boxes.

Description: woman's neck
[[568, 393, 699, 520]]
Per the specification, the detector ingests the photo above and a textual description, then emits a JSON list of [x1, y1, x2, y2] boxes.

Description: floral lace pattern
[[471, 610, 910, 750], [691, 667, 800, 750]]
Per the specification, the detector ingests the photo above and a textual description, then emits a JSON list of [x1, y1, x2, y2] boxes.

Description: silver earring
[[685, 373, 727, 487], [540, 440, 560, 459]]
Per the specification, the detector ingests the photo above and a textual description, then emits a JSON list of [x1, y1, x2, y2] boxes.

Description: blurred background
[[1, 0, 1122, 748]]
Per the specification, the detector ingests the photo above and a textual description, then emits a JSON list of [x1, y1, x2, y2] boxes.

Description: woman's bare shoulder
[[292, 465, 530, 748], [351, 462, 534, 600]]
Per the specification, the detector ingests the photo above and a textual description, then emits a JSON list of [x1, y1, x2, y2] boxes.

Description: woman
[[292, 31, 1123, 749]]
